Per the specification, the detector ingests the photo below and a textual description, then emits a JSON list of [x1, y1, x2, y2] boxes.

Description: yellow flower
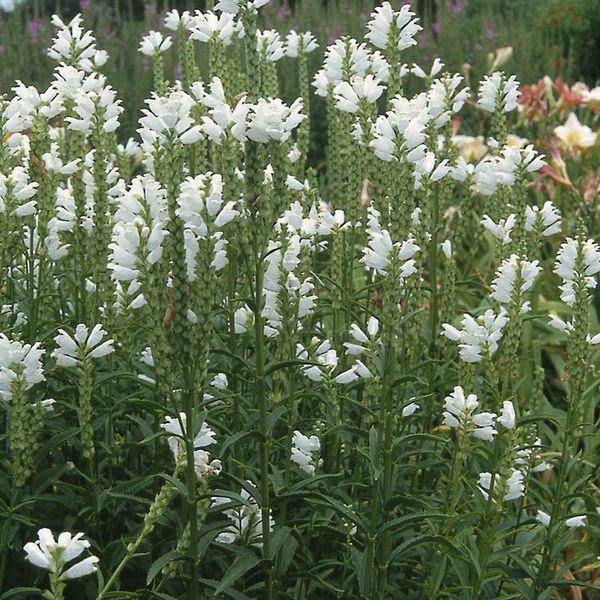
[[554, 113, 597, 153], [452, 135, 487, 163], [506, 134, 527, 148]]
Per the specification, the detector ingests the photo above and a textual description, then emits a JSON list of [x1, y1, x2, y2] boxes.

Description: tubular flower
[[490, 254, 541, 306], [285, 31, 318, 58], [365, 2, 422, 52], [554, 237, 600, 306], [246, 97, 305, 143], [525, 201, 561, 237], [442, 309, 509, 363], [139, 31, 173, 56], [477, 72, 520, 113], [0, 336, 45, 401], [212, 484, 274, 546], [442, 386, 497, 441], [291, 431, 321, 474], [52, 324, 114, 368], [24, 529, 98, 579]]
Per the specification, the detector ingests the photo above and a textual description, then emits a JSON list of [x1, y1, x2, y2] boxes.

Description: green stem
[[254, 255, 274, 599], [183, 373, 199, 600]]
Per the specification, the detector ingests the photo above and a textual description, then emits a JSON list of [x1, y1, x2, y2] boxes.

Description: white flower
[[161, 413, 217, 459], [497, 401, 516, 429], [246, 98, 305, 143], [65, 81, 122, 136], [193, 449, 223, 479], [548, 314, 573, 333], [554, 113, 596, 152], [0, 336, 45, 401], [565, 515, 586, 528], [554, 237, 600, 306], [525, 201, 561, 237], [211, 373, 229, 390], [212, 484, 273, 546], [52, 324, 114, 368], [481, 214, 515, 244], [214, 0, 270, 16], [412, 58, 444, 79], [139, 31, 172, 56], [478, 469, 524, 501], [490, 255, 541, 305], [163, 9, 193, 31], [291, 431, 320, 474], [24, 529, 98, 579], [285, 30, 318, 58], [443, 387, 497, 441], [48, 14, 104, 73], [478, 72, 520, 113], [333, 75, 384, 113], [428, 74, 470, 128], [413, 151, 450, 187], [365, 2, 422, 52], [190, 11, 238, 46], [257, 29, 285, 62], [361, 222, 420, 279], [442, 309, 509, 363], [402, 401, 420, 417], [344, 318, 380, 356], [441, 240, 452, 259], [0, 166, 39, 217], [138, 90, 203, 146], [536, 510, 551, 526]]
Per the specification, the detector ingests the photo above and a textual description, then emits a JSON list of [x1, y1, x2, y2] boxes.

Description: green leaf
[[220, 430, 262, 457], [377, 512, 449, 535], [1, 588, 42, 600], [548, 579, 600, 591], [214, 552, 261, 595], [147, 550, 185, 584]]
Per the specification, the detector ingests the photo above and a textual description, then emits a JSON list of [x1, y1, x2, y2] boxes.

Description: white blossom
[[365, 2, 422, 52], [554, 237, 600, 306], [478, 72, 520, 113], [24, 529, 98, 579], [0, 336, 45, 400], [291, 431, 320, 474], [285, 31, 318, 58], [442, 309, 509, 363], [442, 386, 497, 441], [139, 31, 173, 56], [52, 324, 114, 367], [490, 255, 541, 305], [525, 201, 561, 237]]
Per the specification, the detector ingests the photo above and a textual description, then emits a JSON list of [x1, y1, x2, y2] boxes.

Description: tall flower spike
[[554, 237, 600, 306], [365, 2, 422, 52], [490, 254, 541, 306], [0, 336, 45, 401], [478, 72, 520, 113], [52, 324, 114, 368], [285, 31, 318, 58], [49, 14, 107, 72]]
